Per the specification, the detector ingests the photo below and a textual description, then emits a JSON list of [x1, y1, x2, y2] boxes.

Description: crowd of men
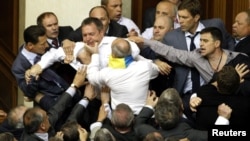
[[1, 0, 250, 140]]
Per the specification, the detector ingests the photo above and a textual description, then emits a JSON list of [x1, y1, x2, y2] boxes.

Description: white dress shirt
[[87, 54, 159, 115], [38, 36, 140, 70]]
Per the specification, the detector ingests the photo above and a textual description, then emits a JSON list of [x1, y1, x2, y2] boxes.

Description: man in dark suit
[[232, 9, 250, 56], [37, 12, 76, 84], [67, 6, 128, 42], [20, 65, 94, 141], [12, 25, 70, 111], [190, 65, 250, 130]]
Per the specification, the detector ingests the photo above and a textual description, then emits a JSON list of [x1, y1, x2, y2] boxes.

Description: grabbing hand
[[25, 64, 43, 83], [84, 42, 99, 54], [146, 90, 158, 108], [154, 59, 172, 75], [72, 66, 88, 88], [127, 28, 138, 37], [189, 96, 202, 112], [217, 103, 232, 120], [235, 63, 249, 83], [62, 39, 75, 64]]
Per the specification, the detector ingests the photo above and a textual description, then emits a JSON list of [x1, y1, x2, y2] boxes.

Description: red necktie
[[52, 39, 59, 48]]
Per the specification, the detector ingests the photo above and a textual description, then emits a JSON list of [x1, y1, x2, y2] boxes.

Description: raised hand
[[72, 66, 88, 88], [235, 63, 249, 83], [84, 42, 99, 55], [62, 39, 75, 64], [189, 96, 202, 112], [146, 90, 158, 108]]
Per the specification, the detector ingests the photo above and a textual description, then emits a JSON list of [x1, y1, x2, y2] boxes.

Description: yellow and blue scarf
[[108, 55, 134, 69]]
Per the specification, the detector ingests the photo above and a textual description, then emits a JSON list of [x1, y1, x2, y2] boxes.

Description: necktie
[[188, 32, 200, 93], [52, 38, 59, 48]]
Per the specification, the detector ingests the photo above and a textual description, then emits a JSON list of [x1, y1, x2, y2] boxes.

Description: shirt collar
[[34, 132, 49, 141], [21, 45, 37, 65], [185, 22, 205, 37]]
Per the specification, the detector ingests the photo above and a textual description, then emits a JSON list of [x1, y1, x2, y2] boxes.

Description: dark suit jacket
[[107, 20, 128, 38], [11, 45, 68, 110], [58, 26, 74, 44], [134, 107, 207, 141], [162, 18, 235, 94], [234, 35, 250, 56], [196, 84, 250, 130], [142, 7, 156, 32], [140, 46, 175, 96], [67, 20, 128, 42], [20, 92, 77, 141]]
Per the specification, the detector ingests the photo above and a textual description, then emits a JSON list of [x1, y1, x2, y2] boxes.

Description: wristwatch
[[70, 83, 78, 89]]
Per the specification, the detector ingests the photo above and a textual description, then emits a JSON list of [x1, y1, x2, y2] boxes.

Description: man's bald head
[[111, 38, 131, 58]]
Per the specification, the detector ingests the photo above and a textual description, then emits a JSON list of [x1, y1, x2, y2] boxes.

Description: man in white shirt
[[86, 38, 159, 115], [26, 17, 140, 77], [101, 0, 141, 36]]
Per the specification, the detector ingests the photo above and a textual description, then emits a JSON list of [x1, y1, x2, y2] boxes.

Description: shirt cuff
[[215, 116, 230, 125], [90, 122, 103, 131], [78, 99, 89, 108], [144, 105, 154, 111], [66, 87, 76, 97]]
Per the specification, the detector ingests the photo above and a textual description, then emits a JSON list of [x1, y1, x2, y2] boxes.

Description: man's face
[[178, 9, 199, 33], [82, 23, 104, 47], [155, 2, 175, 20], [42, 15, 59, 39], [105, 0, 122, 21], [153, 17, 172, 41], [30, 35, 49, 54], [232, 12, 250, 40], [199, 33, 218, 57], [90, 8, 110, 34]]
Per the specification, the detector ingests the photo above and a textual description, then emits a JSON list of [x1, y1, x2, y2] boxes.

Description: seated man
[[86, 38, 159, 115]]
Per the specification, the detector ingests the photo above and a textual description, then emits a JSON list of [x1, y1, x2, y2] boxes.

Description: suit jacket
[[162, 18, 235, 94], [134, 107, 207, 141], [107, 20, 128, 38], [20, 92, 75, 141], [58, 26, 74, 44], [196, 84, 250, 130], [11, 45, 68, 110], [140, 46, 175, 96], [47, 26, 76, 84], [234, 35, 250, 56], [67, 20, 128, 42]]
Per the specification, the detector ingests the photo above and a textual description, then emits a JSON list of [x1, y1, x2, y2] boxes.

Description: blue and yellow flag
[[108, 55, 134, 69]]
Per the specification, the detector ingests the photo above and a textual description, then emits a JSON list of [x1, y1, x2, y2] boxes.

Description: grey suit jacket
[[162, 18, 234, 94]]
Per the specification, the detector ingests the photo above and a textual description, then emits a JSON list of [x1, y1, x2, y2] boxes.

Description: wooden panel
[[0, 0, 19, 112], [133, 0, 248, 34], [132, 0, 161, 30]]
